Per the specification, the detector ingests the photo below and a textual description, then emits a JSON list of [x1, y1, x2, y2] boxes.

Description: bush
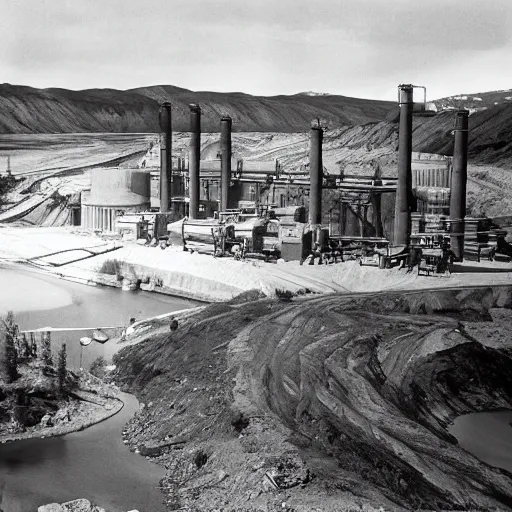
[[98, 259, 122, 279], [275, 289, 294, 302], [89, 356, 107, 379]]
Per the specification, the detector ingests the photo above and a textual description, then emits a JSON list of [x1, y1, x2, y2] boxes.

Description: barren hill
[[0, 83, 395, 134], [412, 103, 512, 167], [431, 88, 512, 113], [114, 287, 512, 511]]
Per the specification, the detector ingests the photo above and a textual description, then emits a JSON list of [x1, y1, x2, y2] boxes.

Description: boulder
[[62, 499, 93, 511], [38, 504, 65, 512], [54, 408, 71, 424], [39, 413, 53, 428]]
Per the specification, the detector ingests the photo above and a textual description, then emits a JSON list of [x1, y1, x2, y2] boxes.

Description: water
[[449, 410, 512, 473], [0, 393, 167, 512], [0, 266, 196, 370], [0, 266, 198, 511]]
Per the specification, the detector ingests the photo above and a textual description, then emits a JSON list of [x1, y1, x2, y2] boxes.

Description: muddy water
[[449, 410, 512, 473], [0, 267, 198, 511]]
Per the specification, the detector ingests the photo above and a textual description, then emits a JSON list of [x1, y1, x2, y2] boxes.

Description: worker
[[170, 317, 179, 332]]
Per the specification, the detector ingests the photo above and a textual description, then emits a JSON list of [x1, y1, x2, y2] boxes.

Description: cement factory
[[80, 84, 509, 272]]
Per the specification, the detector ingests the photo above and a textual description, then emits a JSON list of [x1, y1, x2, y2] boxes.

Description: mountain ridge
[[0, 83, 395, 134]]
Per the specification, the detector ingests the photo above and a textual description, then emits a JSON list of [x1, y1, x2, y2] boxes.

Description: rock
[[54, 408, 71, 424], [139, 436, 188, 456], [39, 413, 53, 428], [38, 504, 65, 512], [62, 498, 93, 511]]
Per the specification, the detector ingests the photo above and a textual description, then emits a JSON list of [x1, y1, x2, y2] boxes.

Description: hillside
[[431, 88, 512, 113], [412, 102, 512, 167], [113, 287, 512, 511], [0, 83, 395, 134]]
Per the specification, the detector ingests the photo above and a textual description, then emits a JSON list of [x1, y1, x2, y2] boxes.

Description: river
[[0, 266, 198, 512]]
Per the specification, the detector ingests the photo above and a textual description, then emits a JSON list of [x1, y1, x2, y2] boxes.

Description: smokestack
[[308, 125, 323, 227], [159, 102, 172, 213], [449, 109, 469, 261], [393, 84, 414, 246], [220, 116, 232, 212], [188, 104, 201, 219]]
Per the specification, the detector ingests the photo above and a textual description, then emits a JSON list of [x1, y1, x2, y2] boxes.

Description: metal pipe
[[449, 109, 469, 261], [393, 84, 414, 246], [188, 104, 201, 219], [308, 126, 323, 226], [159, 102, 172, 213], [220, 116, 232, 211]]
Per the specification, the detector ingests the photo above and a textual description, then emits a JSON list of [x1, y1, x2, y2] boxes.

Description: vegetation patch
[[97, 258, 123, 280]]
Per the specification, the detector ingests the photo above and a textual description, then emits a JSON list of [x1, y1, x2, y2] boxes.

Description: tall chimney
[[449, 109, 469, 261], [188, 104, 201, 219], [220, 116, 232, 212], [159, 102, 172, 213], [393, 84, 414, 246], [309, 125, 323, 227]]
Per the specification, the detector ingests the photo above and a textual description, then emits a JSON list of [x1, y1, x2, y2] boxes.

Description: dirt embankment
[[113, 287, 512, 511]]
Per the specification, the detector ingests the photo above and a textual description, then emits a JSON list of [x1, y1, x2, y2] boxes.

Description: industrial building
[[81, 168, 150, 232], [79, 87, 508, 268]]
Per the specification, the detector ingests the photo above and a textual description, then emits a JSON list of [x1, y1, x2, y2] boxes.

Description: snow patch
[[298, 91, 331, 97]]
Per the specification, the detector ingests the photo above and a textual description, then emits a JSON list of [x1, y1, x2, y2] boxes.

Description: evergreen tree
[[30, 332, 37, 358], [42, 331, 53, 366], [20, 333, 30, 360], [57, 343, 67, 393], [2, 311, 18, 383]]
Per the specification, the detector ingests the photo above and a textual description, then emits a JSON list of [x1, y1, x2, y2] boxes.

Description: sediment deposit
[[114, 286, 512, 511]]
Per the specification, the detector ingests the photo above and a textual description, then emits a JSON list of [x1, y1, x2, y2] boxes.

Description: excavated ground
[[113, 287, 512, 512]]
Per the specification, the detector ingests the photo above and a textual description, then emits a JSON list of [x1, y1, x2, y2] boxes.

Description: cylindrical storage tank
[[220, 116, 232, 211], [308, 126, 323, 227], [159, 102, 172, 213], [189, 104, 201, 219], [450, 110, 469, 261], [393, 85, 414, 246]]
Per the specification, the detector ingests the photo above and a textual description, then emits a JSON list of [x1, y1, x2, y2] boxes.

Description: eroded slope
[[114, 288, 512, 511]]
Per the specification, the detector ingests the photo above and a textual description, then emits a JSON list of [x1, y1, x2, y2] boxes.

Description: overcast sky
[[1, 0, 511, 101]]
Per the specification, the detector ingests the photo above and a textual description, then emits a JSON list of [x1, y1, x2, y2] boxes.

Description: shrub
[[89, 356, 107, 379], [275, 289, 294, 302], [98, 259, 122, 279]]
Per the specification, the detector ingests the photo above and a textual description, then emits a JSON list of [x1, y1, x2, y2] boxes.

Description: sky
[[1, 0, 511, 101]]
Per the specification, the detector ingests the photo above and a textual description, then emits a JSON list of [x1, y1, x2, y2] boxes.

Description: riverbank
[[2, 226, 512, 304], [0, 369, 124, 444]]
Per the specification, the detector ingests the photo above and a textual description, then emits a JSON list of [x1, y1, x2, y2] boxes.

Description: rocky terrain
[[37, 498, 138, 512], [113, 286, 512, 511], [0, 84, 395, 134]]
